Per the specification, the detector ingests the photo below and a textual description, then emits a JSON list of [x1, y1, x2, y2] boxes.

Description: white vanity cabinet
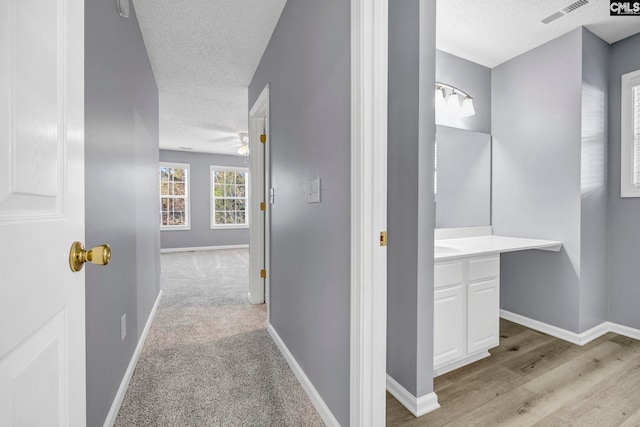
[[433, 254, 500, 375]]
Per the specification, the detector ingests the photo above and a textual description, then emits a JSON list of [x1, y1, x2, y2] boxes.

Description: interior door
[[0, 0, 86, 425]]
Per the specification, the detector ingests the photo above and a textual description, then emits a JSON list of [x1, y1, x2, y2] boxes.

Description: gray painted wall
[[492, 29, 583, 332], [493, 28, 610, 334], [579, 28, 609, 331], [248, 0, 351, 423], [159, 150, 250, 249], [85, 1, 160, 426], [435, 125, 491, 228], [607, 32, 640, 329], [387, 0, 436, 398], [435, 50, 491, 134]]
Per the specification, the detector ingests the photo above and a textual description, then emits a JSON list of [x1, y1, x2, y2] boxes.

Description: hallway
[[114, 249, 323, 426]]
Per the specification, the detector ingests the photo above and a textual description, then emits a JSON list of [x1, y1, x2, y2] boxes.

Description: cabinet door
[[434, 285, 466, 368], [467, 279, 499, 353]]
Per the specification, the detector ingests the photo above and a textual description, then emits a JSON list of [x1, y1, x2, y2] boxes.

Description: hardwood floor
[[387, 319, 640, 426]]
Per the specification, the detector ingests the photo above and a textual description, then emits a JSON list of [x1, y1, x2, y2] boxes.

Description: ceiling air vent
[[563, 0, 590, 14], [541, 11, 564, 24]]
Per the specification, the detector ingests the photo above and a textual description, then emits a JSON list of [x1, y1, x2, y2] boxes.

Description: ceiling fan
[[229, 133, 250, 157]]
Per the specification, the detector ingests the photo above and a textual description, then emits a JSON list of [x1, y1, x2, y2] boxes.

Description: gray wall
[[387, 0, 436, 398], [493, 28, 610, 334], [159, 149, 250, 249], [492, 29, 583, 332], [435, 49, 491, 134], [579, 28, 609, 331], [248, 0, 351, 423], [85, 1, 160, 426], [435, 125, 491, 228], [607, 32, 640, 329]]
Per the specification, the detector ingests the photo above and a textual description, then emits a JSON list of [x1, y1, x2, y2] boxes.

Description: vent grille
[[563, 0, 589, 13], [541, 11, 564, 24]]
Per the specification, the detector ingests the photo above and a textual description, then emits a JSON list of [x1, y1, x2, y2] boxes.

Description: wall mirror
[[435, 125, 491, 228]]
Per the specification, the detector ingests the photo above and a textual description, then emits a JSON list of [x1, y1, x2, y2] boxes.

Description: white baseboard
[[386, 375, 440, 417], [501, 309, 613, 346], [607, 322, 640, 341], [267, 325, 340, 427], [103, 290, 163, 427], [160, 244, 249, 253], [434, 351, 491, 377]]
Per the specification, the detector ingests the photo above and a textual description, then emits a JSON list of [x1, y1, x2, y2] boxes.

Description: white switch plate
[[121, 314, 127, 341], [307, 178, 320, 203]]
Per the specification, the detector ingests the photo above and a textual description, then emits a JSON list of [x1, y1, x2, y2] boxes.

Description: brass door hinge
[[260, 134, 266, 144], [260, 201, 266, 211], [260, 269, 267, 278], [380, 231, 388, 247]]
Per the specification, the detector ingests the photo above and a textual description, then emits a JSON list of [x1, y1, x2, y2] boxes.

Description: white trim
[[620, 69, 640, 197], [350, 0, 388, 425], [249, 85, 270, 306], [160, 244, 249, 253], [500, 309, 609, 346], [103, 291, 163, 427], [267, 325, 340, 427], [386, 375, 440, 418], [608, 322, 640, 341], [434, 351, 491, 376]]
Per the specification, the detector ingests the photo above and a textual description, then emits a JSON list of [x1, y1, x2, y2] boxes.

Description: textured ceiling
[[438, 0, 640, 68], [133, 0, 287, 155]]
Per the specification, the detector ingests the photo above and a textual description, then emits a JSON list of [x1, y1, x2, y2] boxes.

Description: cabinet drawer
[[434, 261, 464, 288], [468, 256, 499, 281]]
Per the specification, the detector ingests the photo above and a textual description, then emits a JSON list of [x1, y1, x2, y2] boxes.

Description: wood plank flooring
[[387, 319, 640, 426]]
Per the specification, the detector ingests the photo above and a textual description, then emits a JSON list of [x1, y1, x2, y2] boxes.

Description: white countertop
[[434, 235, 562, 261]]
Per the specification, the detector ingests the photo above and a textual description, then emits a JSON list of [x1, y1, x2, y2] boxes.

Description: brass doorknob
[[69, 241, 111, 272]]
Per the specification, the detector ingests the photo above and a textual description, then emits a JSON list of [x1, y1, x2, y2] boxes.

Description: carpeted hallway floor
[[114, 249, 324, 426]]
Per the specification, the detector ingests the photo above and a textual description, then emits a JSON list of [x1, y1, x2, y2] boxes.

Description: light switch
[[307, 178, 321, 203]]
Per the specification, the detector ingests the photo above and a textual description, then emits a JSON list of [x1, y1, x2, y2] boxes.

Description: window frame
[[621, 69, 640, 198], [210, 165, 250, 229], [159, 162, 191, 231]]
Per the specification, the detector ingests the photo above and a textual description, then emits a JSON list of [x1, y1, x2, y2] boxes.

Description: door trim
[[248, 85, 270, 310], [350, 0, 388, 424]]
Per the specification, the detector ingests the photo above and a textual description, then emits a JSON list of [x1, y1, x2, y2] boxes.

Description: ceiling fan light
[[237, 144, 249, 156]]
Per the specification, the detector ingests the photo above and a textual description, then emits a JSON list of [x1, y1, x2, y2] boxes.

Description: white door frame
[[248, 86, 270, 311], [350, 0, 388, 425]]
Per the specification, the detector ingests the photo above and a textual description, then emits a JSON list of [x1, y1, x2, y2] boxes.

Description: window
[[211, 166, 249, 228], [621, 69, 640, 197], [159, 162, 190, 229]]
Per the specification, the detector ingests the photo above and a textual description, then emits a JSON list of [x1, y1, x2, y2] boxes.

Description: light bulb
[[435, 88, 446, 112], [460, 97, 475, 117], [444, 92, 461, 116], [237, 145, 249, 156]]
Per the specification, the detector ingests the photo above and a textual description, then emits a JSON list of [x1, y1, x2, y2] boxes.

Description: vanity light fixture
[[435, 82, 475, 118]]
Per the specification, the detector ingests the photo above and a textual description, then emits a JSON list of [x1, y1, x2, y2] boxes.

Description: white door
[[249, 86, 269, 305], [433, 285, 466, 368], [467, 279, 500, 353], [0, 0, 86, 425]]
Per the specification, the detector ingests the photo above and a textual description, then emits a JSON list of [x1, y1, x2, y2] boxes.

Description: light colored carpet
[[114, 249, 324, 427]]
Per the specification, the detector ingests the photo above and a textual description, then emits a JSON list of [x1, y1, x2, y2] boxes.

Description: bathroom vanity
[[433, 231, 561, 375]]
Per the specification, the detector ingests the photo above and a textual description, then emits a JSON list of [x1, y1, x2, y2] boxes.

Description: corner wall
[[387, 0, 436, 398], [248, 0, 351, 423], [579, 28, 609, 331], [607, 32, 640, 329], [492, 29, 583, 332], [159, 149, 250, 249], [85, 1, 160, 425]]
